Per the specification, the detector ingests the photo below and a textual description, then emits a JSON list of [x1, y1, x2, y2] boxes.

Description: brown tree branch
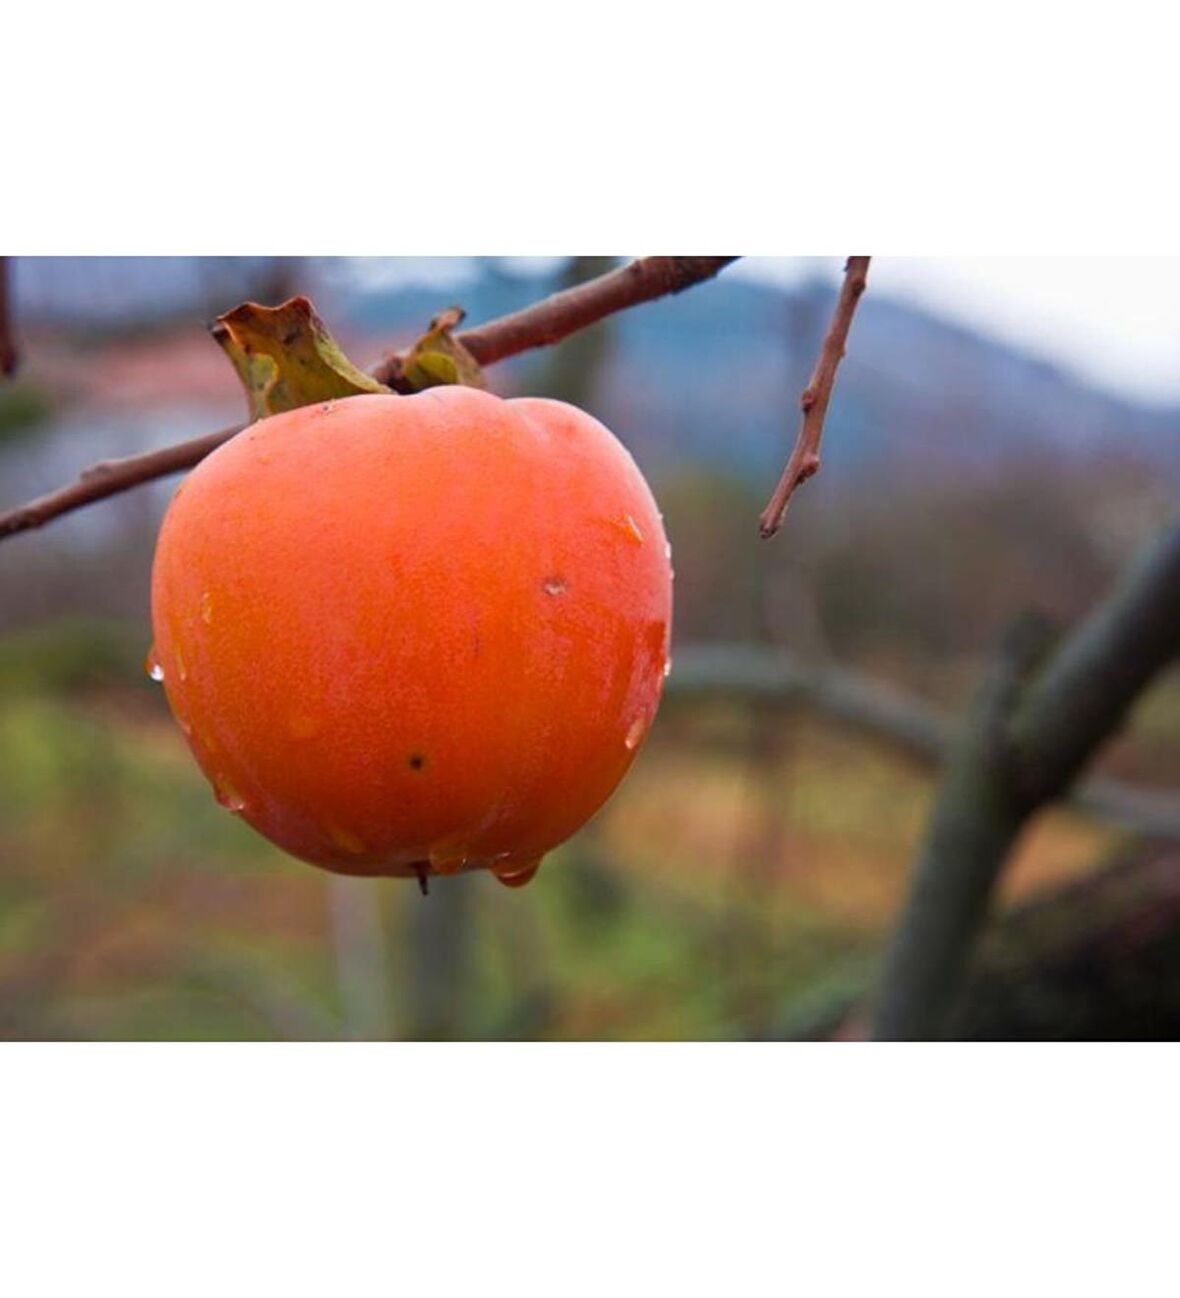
[[0, 257, 18, 378], [0, 424, 244, 539], [0, 256, 738, 542], [666, 642, 1180, 841], [372, 255, 737, 387], [780, 848, 1180, 1041], [757, 256, 870, 539], [871, 520, 1180, 1039]]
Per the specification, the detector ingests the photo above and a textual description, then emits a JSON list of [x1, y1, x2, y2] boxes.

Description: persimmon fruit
[[149, 387, 673, 888]]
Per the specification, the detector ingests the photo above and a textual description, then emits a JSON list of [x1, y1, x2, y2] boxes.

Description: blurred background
[[3, 255, 1180, 1040]]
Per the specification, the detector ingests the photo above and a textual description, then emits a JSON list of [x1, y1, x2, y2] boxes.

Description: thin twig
[[757, 256, 870, 538], [0, 256, 738, 542], [0, 258, 18, 378], [0, 424, 244, 539]]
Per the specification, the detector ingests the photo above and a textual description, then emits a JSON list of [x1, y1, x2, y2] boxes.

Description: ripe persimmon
[[149, 387, 672, 888]]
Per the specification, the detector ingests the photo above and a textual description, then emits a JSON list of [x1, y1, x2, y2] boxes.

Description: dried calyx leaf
[[211, 296, 390, 421], [394, 307, 487, 393]]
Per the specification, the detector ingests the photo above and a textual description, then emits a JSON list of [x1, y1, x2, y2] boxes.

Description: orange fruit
[[149, 388, 672, 887]]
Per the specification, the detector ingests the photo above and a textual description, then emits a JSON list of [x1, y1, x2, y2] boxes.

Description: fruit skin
[[149, 387, 672, 884]]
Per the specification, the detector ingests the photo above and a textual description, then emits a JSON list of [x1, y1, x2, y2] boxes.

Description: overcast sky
[[733, 258, 1180, 407]]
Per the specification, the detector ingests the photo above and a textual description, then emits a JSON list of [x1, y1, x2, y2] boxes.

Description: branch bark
[[870, 522, 1180, 1039], [405, 875, 471, 1040], [374, 255, 736, 386], [757, 256, 870, 538], [0, 256, 738, 543], [329, 875, 395, 1040], [0, 257, 18, 378], [0, 424, 244, 539], [780, 847, 1180, 1041], [869, 616, 1054, 1040]]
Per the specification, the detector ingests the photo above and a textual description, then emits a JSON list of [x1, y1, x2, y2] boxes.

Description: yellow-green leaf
[[211, 296, 390, 421]]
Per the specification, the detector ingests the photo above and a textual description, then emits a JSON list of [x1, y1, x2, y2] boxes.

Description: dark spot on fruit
[[409, 753, 425, 771]]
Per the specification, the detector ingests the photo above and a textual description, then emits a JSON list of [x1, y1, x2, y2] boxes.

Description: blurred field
[[0, 615, 1137, 1041]]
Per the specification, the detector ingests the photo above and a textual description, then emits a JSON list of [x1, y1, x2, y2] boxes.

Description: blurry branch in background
[[490, 897, 558, 1040], [871, 521, 1180, 1039], [0, 258, 18, 377], [406, 877, 471, 1040], [670, 642, 946, 765], [668, 643, 1180, 840], [329, 876, 395, 1040], [781, 847, 1180, 1042], [533, 256, 619, 407], [758, 256, 870, 538], [0, 256, 738, 542], [871, 616, 1054, 1043]]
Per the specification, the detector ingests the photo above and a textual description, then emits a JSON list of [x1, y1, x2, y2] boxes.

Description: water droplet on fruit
[[663, 658, 673, 679], [542, 577, 567, 596], [145, 649, 164, 683], [429, 846, 468, 876], [664, 540, 672, 560], [174, 645, 188, 682], [200, 592, 214, 625], [624, 714, 648, 750], [213, 774, 246, 814], [493, 857, 542, 889]]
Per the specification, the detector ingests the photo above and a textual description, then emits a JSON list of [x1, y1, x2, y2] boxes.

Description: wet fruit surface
[[150, 388, 673, 884]]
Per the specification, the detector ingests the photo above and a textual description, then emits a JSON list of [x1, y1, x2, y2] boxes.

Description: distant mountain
[[328, 263, 1180, 485]]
